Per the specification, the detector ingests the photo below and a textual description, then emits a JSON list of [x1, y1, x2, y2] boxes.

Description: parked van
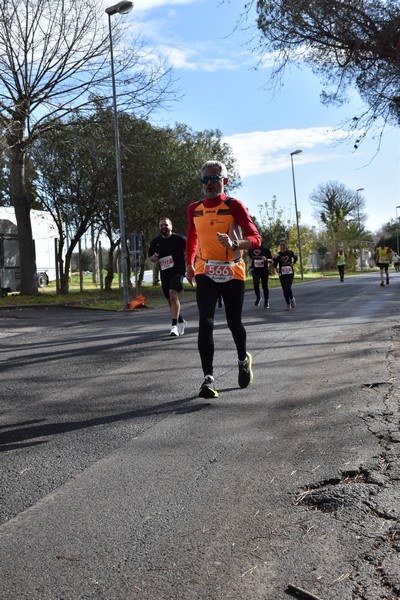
[[0, 208, 60, 295]]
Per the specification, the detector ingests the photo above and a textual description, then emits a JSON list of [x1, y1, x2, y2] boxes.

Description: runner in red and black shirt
[[248, 244, 273, 308], [186, 160, 261, 399], [273, 239, 297, 311]]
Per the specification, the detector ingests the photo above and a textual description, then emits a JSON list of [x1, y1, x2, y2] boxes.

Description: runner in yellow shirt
[[375, 242, 392, 287], [334, 246, 347, 282]]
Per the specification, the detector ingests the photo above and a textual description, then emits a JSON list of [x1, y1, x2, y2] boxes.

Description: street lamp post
[[290, 149, 303, 280], [356, 188, 364, 270], [105, 1, 134, 308], [396, 205, 400, 255]]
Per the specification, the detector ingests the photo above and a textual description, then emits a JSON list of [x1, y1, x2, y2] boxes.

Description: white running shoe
[[286, 304, 291, 311], [170, 325, 179, 337], [291, 297, 296, 308], [177, 320, 187, 335]]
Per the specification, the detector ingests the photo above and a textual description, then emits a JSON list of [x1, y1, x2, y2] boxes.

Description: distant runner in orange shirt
[[186, 160, 261, 399]]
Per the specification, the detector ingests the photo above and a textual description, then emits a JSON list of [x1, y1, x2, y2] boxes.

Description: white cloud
[[123, 2, 253, 72], [223, 127, 354, 177], [158, 43, 239, 71], [133, 0, 196, 12]]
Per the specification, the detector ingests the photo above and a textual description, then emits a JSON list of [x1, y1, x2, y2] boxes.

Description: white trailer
[[0, 207, 60, 295]]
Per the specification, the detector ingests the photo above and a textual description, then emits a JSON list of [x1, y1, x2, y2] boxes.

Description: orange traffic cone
[[128, 294, 148, 309]]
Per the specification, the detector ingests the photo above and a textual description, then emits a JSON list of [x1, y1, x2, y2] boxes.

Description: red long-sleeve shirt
[[186, 194, 260, 267]]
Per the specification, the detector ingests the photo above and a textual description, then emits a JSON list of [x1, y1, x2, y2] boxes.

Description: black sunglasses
[[200, 175, 223, 184]]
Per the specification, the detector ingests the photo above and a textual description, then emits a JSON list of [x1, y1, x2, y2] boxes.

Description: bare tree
[[0, 0, 174, 294], [246, 0, 400, 143]]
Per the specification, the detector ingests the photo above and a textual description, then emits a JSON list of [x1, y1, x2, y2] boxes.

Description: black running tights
[[279, 274, 294, 305], [252, 269, 269, 302], [195, 275, 246, 376]]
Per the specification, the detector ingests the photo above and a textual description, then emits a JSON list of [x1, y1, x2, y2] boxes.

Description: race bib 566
[[203, 260, 234, 282]]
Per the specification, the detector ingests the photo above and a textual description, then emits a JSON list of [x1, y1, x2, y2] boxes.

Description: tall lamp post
[[396, 205, 400, 255], [290, 149, 303, 280], [356, 187, 364, 270], [105, 0, 134, 308]]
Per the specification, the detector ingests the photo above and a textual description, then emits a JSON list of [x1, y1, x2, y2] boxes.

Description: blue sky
[[127, 0, 400, 234]]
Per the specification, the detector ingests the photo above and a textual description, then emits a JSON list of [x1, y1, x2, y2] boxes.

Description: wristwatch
[[231, 240, 239, 250]]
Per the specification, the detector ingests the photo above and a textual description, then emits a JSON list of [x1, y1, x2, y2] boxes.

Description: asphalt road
[[0, 273, 399, 600]]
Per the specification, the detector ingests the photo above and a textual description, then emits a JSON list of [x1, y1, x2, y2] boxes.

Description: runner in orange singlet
[[186, 160, 261, 399]]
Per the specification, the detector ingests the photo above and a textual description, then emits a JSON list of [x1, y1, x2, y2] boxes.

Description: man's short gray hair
[[201, 160, 228, 178]]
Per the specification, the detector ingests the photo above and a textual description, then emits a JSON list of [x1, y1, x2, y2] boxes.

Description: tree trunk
[[91, 224, 99, 284], [56, 238, 65, 294], [59, 250, 73, 294], [104, 244, 117, 291], [152, 262, 160, 286], [8, 142, 38, 295]]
